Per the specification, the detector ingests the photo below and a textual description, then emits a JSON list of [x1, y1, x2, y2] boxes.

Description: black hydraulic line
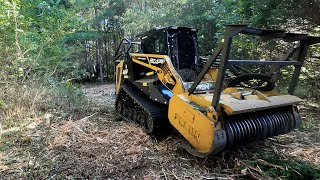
[[229, 65, 241, 76], [232, 65, 251, 74]]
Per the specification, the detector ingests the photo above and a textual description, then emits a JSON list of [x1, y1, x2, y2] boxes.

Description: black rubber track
[[115, 83, 170, 135]]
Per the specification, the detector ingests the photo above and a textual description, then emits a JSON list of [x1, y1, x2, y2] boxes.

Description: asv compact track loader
[[114, 25, 320, 157]]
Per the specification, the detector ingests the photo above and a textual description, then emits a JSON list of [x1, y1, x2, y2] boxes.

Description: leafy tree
[[0, 0, 319, 99]]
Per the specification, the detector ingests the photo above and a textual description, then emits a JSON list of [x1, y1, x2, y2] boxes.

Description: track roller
[[115, 83, 171, 135]]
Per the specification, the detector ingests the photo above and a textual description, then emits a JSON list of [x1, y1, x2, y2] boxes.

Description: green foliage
[[122, 0, 222, 53], [0, 0, 319, 97], [300, 118, 313, 131], [48, 79, 91, 115], [250, 151, 320, 179], [114, 115, 123, 122], [0, 0, 93, 82], [65, 31, 102, 42]]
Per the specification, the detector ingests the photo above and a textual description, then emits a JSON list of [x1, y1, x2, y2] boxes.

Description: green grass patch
[[299, 112, 319, 133], [114, 115, 123, 122], [248, 151, 320, 180]]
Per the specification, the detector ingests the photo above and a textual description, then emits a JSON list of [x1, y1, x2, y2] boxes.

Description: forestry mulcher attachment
[[114, 25, 320, 157]]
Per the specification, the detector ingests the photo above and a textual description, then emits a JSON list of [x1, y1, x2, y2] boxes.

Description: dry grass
[[0, 83, 319, 179], [0, 82, 48, 131]]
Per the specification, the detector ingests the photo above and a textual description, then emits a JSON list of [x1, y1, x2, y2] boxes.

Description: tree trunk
[[95, 7, 103, 83]]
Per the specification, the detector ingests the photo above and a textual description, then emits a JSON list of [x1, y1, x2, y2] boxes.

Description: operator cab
[[139, 26, 216, 93], [139, 26, 200, 82]]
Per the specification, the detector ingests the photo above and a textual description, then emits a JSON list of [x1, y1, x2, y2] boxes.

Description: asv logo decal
[[150, 58, 165, 64], [137, 57, 147, 61]]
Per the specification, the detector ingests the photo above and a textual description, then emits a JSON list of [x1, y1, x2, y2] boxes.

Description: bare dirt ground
[[82, 83, 116, 108], [1, 83, 319, 179]]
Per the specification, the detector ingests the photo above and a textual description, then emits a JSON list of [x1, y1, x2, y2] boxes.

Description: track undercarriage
[[115, 83, 170, 135]]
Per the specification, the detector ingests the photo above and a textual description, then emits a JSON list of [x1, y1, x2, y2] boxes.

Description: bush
[[0, 82, 47, 130], [0, 79, 94, 131], [48, 79, 93, 117]]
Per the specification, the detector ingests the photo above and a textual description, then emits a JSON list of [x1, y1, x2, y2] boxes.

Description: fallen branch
[[257, 159, 284, 170], [78, 112, 98, 121], [162, 168, 168, 180]]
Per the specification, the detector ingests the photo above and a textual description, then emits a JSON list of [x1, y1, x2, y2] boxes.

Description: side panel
[[115, 61, 124, 94], [168, 95, 215, 153]]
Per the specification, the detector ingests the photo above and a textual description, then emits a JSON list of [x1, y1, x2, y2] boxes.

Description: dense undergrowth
[[0, 80, 93, 131], [0, 80, 98, 178]]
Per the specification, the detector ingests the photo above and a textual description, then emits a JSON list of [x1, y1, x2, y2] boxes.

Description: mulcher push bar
[[188, 25, 320, 110]]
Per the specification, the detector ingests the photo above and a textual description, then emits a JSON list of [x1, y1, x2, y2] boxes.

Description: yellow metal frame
[[115, 61, 124, 94], [168, 95, 215, 153], [131, 53, 185, 94]]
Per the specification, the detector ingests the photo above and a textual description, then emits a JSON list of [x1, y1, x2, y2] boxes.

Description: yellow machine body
[[114, 26, 318, 157], [116, 52, 302, 156]]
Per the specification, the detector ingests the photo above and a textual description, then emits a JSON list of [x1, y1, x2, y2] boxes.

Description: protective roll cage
[[188, 25, 320, 110], [114, 38, 141, 61]]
